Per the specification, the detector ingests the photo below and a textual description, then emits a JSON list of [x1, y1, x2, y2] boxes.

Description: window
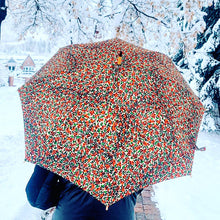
[[8, 66, 15, 71], [23, 66, 34, 74]]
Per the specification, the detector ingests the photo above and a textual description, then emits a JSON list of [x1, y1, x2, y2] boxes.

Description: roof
[[20, 55, 35, 69], [7, 57, 16, 65]]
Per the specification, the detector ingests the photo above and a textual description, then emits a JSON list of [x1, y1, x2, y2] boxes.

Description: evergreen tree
[[0, 0, 7, 39], [173, 2, 220, 131]]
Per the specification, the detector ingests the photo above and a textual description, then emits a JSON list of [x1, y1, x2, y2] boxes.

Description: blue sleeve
[[25, 165, 64, 210]]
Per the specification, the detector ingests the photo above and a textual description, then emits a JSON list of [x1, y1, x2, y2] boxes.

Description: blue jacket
[[26, 165, 140, 220]]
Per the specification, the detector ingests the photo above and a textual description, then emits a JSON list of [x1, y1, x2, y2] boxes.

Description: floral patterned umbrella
[[18, 38, 204, 209]]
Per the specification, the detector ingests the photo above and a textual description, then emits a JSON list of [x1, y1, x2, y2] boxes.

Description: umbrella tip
[[194, 145, 206, 151], [117, 51, 123, 65]]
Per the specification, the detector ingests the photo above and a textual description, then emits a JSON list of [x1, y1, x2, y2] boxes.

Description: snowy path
[[0, 86, 219, 220]]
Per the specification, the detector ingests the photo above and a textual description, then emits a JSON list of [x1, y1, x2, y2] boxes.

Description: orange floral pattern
[[18, 38, 204, 208]]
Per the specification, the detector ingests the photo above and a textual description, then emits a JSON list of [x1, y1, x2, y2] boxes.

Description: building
[[0, 54, 46, 86], [20, 55, 35, 75], [5, 57, 17, 86], [7, 57, 16, 72]]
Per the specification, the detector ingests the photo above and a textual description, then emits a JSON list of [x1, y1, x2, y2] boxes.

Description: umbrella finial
[[117, 51, 123, 65]]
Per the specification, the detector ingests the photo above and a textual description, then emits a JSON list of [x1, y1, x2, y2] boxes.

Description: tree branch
[[127, 0, 169, 28]]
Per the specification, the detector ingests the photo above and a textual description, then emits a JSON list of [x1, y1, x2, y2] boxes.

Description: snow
[[0, 87, 39, 219], [198, 19, 220, 53], [0, 86, 220, 220], [153, 132, 220, 220]]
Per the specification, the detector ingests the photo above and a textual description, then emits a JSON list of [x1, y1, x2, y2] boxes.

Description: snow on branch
[[127, 0, 169, 27]]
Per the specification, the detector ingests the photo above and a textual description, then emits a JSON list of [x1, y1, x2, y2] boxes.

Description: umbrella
[[18, 38, 205, 209]]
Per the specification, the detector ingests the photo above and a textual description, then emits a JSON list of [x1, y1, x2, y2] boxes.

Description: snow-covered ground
[[0, 86, 219, 220], [0, 86, 41, 220], [153, 132, 220, 220]]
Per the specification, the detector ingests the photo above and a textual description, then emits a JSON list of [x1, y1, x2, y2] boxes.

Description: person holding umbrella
[[26, 164, 141, 220], [20, 39, 204, 220]]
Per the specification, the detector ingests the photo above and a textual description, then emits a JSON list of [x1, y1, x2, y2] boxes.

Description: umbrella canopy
[[18, 38, 204, 208]]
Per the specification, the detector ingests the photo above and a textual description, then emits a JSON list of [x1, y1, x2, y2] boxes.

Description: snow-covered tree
[[0, 0, 7, 40], [173, 2, 220, 131], [9, 0, 62, 43], [9, 0, 216, 55], [2, 0, 220, 131], [197, 4, 220, 131]]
